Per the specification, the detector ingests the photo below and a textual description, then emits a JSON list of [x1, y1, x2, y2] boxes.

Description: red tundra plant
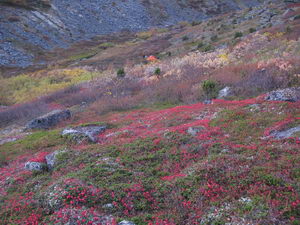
[[161, 173, 187, 181], [29, 151, 49, 163], [199, 180, 227, 202], [1, 192, 42, 225], [24, 213, 42, 225]]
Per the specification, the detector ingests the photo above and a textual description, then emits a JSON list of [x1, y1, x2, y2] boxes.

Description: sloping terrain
[[0, 93, 299, 224], [0, 0, 300, 225], [0, 0, 263, 69]]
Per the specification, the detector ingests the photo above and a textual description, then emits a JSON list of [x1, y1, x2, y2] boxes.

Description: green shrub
[[182, 35, 189, 41], [201, 80, 218, 99], [117, 68, 126, 78], [191, 21, 201, 26], [154, 68, 161, 76], [249, 28, 256, 33], [234, 32, 243, 39]]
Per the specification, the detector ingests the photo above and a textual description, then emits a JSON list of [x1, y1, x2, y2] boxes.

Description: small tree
[[202, 80, 217, 100], [117, 68, 125, 78]]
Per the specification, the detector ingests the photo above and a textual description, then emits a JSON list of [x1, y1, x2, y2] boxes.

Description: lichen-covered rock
[[26, 109, 71, 130], [48, 207, 115, 224], [24, 161, 47, 171], [62, 125, 107, 143], [265, 87, 300, 102]]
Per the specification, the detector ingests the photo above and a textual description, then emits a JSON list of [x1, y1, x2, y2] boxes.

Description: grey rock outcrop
[[26, 109, 71, 130], [270, 126, 300, 140], [265, 87, 300, 102], [62, 125, 107, 143]]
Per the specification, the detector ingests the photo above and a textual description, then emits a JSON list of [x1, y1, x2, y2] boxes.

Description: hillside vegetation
[[0, 1, 300, 225]]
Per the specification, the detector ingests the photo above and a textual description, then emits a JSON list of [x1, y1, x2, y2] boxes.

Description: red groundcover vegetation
[[0, 95, 299, 224]]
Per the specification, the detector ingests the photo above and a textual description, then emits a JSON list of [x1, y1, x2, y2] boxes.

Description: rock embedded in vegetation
[[24, 161, 47, 171], [265, 87, 300, 102], [25, 150, 63, 171], [26, 109, 71, 130], [271, 126, 300, 140], [187, 126, 205, 136], [218, 86, 232, 99], [62, 125, 107, 143], [45, 150, 61, 170], [203, 100, 213, 104], [118, 221, 136, 225]]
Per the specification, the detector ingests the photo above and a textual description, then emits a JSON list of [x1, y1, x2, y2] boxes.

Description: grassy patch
[[0, 129, 64, 162]]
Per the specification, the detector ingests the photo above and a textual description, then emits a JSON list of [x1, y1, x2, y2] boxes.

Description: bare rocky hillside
[[0, 0, 265, 68]]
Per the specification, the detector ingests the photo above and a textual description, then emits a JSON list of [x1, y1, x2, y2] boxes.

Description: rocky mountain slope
[[0, 0, 263, 68]]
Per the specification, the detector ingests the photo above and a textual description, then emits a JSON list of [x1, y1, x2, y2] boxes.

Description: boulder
[[62, 125, 107, 143], [25, 161, 47, 171], [265, 87, 300, 102], [26, 109, 71, 130], [218, 86, 232, 99]]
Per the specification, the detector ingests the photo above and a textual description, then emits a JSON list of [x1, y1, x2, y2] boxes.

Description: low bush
[[249, 28, 256, 33], [234, 31, 243, 38], [154, 68, 161, 77], [117, 68, 126, 78]]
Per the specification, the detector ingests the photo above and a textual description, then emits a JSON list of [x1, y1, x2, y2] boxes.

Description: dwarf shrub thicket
[[117, 68, 126, 78], [234, 31, 243, 38]]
